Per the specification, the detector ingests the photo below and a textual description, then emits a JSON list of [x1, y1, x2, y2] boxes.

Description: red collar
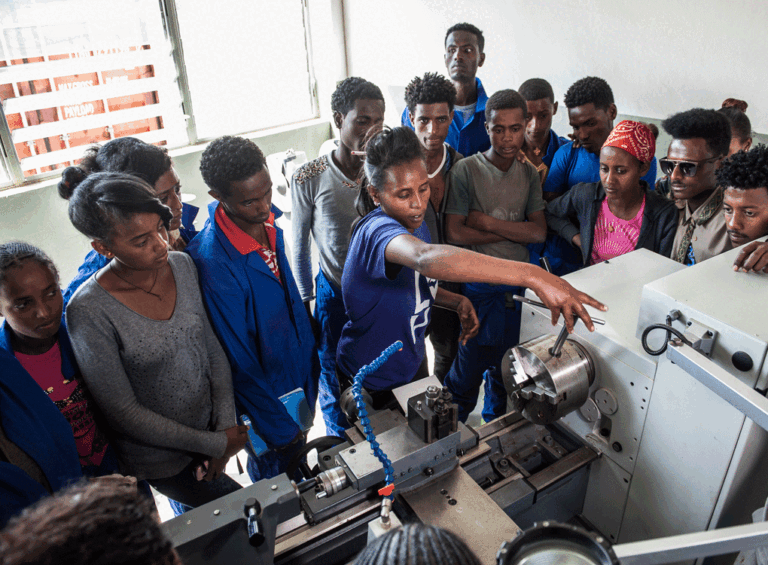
[[215, 204, 277, 256]]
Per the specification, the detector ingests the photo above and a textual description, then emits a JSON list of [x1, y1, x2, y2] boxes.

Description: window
[[0, 0, 318, 188], [174, 0, 317, 141]]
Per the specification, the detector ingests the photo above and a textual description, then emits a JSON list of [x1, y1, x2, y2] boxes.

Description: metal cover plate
[[401, 466, 521, 564]]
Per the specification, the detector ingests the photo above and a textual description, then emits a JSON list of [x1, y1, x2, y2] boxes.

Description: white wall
[[342, 0, 768, 137]]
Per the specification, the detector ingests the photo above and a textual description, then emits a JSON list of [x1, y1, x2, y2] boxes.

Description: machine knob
[[244, 497, 265, 547], [426, 385, 440, 407]]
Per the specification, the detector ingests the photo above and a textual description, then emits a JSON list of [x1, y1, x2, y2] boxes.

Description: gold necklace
[[109, 262, 162, 300]]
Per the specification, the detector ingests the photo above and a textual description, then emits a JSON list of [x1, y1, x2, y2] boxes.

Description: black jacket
[[545, 181, 678, 265]]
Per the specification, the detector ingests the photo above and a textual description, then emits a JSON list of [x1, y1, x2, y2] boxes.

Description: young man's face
[[525, 98, 558, 148], [444, 31, 485, 83], [410, 102, 453, 152], [568, 102, 616, 154], [723, 186, 768, 246], [211, 168, 273, 228], [486, 108, 526, 161], [335, 98, 385, 154], [665, 138, 721, 202]]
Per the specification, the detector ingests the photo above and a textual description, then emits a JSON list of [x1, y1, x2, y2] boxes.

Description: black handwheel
[[286, 436, 347, 480]]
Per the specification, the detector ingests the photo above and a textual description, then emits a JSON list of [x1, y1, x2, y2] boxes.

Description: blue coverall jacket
[[186, 202, 319, 448], [0, 320, 83, 527]]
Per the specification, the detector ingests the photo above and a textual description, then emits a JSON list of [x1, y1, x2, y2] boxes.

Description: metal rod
[[549, 325, 570, 357], [666, 341, 768, 433], [613, 521, 768, 565], [511, 295, 606, 325]]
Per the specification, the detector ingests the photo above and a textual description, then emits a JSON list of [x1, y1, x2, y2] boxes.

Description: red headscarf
[[602, 120, 655, 163]]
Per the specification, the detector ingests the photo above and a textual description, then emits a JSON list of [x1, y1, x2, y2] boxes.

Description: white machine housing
[[520, 246, 768, 564]]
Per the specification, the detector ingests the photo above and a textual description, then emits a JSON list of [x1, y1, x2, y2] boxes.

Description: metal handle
[[549, 325, 570, 357]]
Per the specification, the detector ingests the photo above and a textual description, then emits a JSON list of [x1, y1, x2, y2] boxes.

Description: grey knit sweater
[[66, 252, 235, 480]]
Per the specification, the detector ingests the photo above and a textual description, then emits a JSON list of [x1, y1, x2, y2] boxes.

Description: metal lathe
[[165, 242, 768, 565]]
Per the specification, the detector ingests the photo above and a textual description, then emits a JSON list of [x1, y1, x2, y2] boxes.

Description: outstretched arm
[[385, 234, 606, 333]]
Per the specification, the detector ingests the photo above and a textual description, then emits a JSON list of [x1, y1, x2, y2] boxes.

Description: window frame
[[0, 0, 320, 190]]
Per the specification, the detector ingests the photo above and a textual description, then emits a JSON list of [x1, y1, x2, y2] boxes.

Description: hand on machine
[[500, 257, 606, 425]]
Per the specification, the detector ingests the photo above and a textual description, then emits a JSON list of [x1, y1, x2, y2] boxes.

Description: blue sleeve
[[543, 144, 573, 194], [358, 214, 410, 283], [63, 250, 108, 305], [0, 463, 49, 529], [401, 106, 413, 129], [642, 156, 658, 186], [191, 255, 301, 448]]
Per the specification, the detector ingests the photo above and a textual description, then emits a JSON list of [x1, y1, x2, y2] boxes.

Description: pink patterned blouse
[[589, 195, 646, 265]]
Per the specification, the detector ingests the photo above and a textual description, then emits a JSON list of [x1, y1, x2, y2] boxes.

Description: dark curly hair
[[0, 480, 181, 565], [199, 136, 267, 196], [563, 76, 614, 111], [58, 137, 171, 199], [718, 99, 752, 143], [662, 108, 731, 158], [331, 77, 384, 117], [0, 241, 59, 291], [404, 72, 457, 115], [59, 170, 172, 242], [356, 127, 425, 217], [518, 78, 555, 103], [353, 523, 481, 565], [445, 23, 484, 53], [485, 89, 528, 122], [716, 145, 768, 191]]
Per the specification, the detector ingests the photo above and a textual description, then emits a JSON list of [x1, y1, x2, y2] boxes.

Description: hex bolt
[[612, 442, 623, 452]]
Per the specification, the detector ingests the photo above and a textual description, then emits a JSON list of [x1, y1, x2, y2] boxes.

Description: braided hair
[[0, 241, 58, 291], [353, 524, 482, 565]]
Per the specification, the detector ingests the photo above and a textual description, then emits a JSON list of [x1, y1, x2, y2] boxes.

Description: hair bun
[[645, 123, 660, 140], [57, 166, 87, 200], [722, 98, 748, 113]]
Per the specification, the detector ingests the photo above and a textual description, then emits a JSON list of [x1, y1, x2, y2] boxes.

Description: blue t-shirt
[[401, 78, 490, 157], [337, 208, 438, 391], [543, 142, 657, 194], [543, 129, 569, 169]]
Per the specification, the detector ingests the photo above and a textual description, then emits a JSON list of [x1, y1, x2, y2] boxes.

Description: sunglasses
[[659, 156, 720, 177]]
